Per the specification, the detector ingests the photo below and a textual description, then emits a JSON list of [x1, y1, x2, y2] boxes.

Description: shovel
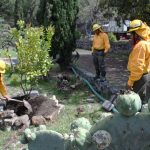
[[102, 94, 118, 111], [1, 98, 32, 114]]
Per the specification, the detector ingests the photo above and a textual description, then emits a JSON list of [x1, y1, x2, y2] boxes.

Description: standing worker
[[92, 23, 110, 81], [0, 60, 10, 101], [127, 19, 150, 103]]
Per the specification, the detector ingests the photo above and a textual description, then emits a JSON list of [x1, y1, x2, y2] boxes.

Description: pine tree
[[49, 0, 79, 70], [37, 0, 47, 26], [14, 0, 24, 26]]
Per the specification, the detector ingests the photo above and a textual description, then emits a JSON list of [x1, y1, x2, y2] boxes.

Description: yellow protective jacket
[[127, 40, 150, 86], [92, 32, 110, 53], [0, 74, 7, 97]]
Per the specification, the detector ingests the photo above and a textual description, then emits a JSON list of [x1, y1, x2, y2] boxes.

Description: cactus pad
[[92, 130, 112, 149], [70, 117, 92, 130], [115, 91, 142, 116]]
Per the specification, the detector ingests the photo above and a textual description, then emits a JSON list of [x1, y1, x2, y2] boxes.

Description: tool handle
[[9, 98, 24, 103], [0, 98, 23, 103]]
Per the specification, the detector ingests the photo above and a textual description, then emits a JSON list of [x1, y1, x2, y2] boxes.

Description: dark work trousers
[[92, 51, 106, 77], [133, 73, 150, 103]]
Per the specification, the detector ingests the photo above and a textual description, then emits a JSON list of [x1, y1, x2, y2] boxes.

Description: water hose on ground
[[71, 65, 118, 113]]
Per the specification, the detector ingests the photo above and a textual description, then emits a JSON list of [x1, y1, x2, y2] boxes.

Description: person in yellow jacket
[[127, 19, 150, 102], [92, 23, 110, 80], [0, 60, 10, 101]]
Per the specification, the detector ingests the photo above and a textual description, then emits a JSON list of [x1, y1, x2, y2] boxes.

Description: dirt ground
[[75, 49, 129, 90]]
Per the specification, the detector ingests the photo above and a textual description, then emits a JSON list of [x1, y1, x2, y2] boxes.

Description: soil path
[[75, 49, 129, 90]]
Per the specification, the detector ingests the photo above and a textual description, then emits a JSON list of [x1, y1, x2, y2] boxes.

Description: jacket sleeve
[[0, 74, 7, 97], [103, 33, 110, 53], [127, 43, 146, 86]]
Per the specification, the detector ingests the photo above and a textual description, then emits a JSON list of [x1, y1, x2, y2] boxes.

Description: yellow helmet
[[92, 24, 102, 31], [0, 60, 6, 73], [128, 19, 142, 32]]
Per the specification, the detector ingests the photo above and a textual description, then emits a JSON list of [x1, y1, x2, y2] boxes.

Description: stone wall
[[76, 39, 132, 53]]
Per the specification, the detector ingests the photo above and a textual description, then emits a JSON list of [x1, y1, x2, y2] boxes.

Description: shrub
[[11, 20, 54, 94], [108, 32, 117, 42]]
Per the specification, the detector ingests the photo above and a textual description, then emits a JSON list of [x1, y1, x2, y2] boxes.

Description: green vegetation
[[0, 0, 149, 149], [11, 20, 54, 94], [108, 32, 117, 42], [106, 0, 150, 24], [0, 50, 17, 58], [1, 66, 102, 149], [0, 131, 14, 150], [14, 0, 40, 25], [116, 91, 142, 117], [49, 0, 79, 69]]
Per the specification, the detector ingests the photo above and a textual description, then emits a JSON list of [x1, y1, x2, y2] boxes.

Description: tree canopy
[[105, 0, 150, 24]]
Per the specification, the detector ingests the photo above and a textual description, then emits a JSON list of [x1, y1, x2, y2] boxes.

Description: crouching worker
[[0, 60, 10, 101], [92, 23, 110, 81], [127, 19, 150, 103]]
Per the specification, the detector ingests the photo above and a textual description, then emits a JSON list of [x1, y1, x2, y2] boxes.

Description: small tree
[[50, 0, 79, 70], [11, 20, 54, 94]]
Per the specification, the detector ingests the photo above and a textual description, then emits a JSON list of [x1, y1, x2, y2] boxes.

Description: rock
[[4, 119, 12, 131], [25, 90, 39, 98], [32, 116, 47, 126], [44, 104, 64, 121], [0, 110, 16, 118], [14, 115, 30, 126], [86, 98, 95, 103], [141, 104, 149, 113], [76, 105, 85, 116], [50, 95, 59, 107], [70, 84, 76, 89]]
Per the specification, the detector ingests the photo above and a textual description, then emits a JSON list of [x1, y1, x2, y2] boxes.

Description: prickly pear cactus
[[88, 113, 150, 150], [21, 113, 150, 150], [21, 126, 67, 150], [115, 90, 142, 116], [92, 130, 112, 149], [68, 117, 92, 150], [70, 117, 92, 130], [70, 127, 90, 150], [21, 128, 36, 144]]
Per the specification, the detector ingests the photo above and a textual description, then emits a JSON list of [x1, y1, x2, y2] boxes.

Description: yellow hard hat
[[128, 19, 142, 32], [0, 60, 6, 73], [92, 24, 102, 31]]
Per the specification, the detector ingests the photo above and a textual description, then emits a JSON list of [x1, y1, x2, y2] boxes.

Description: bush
[[108, 32, 117, 42], [11, 20, 54, 94]]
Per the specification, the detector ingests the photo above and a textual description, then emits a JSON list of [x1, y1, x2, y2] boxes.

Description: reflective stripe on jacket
[[0, 74, 7, 96], [127, 40, 150, 86], [92, 32, 110, 53]]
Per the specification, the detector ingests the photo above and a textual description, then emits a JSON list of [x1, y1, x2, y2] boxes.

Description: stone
[[86, 98, 95, 103], [32, 115, 47, 126], [2, 119, 12, 131], [44, 104, 64, 121], [25, 90, 39, 98], [0, 110, 15, 118], [12, 115, 30, 132]]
